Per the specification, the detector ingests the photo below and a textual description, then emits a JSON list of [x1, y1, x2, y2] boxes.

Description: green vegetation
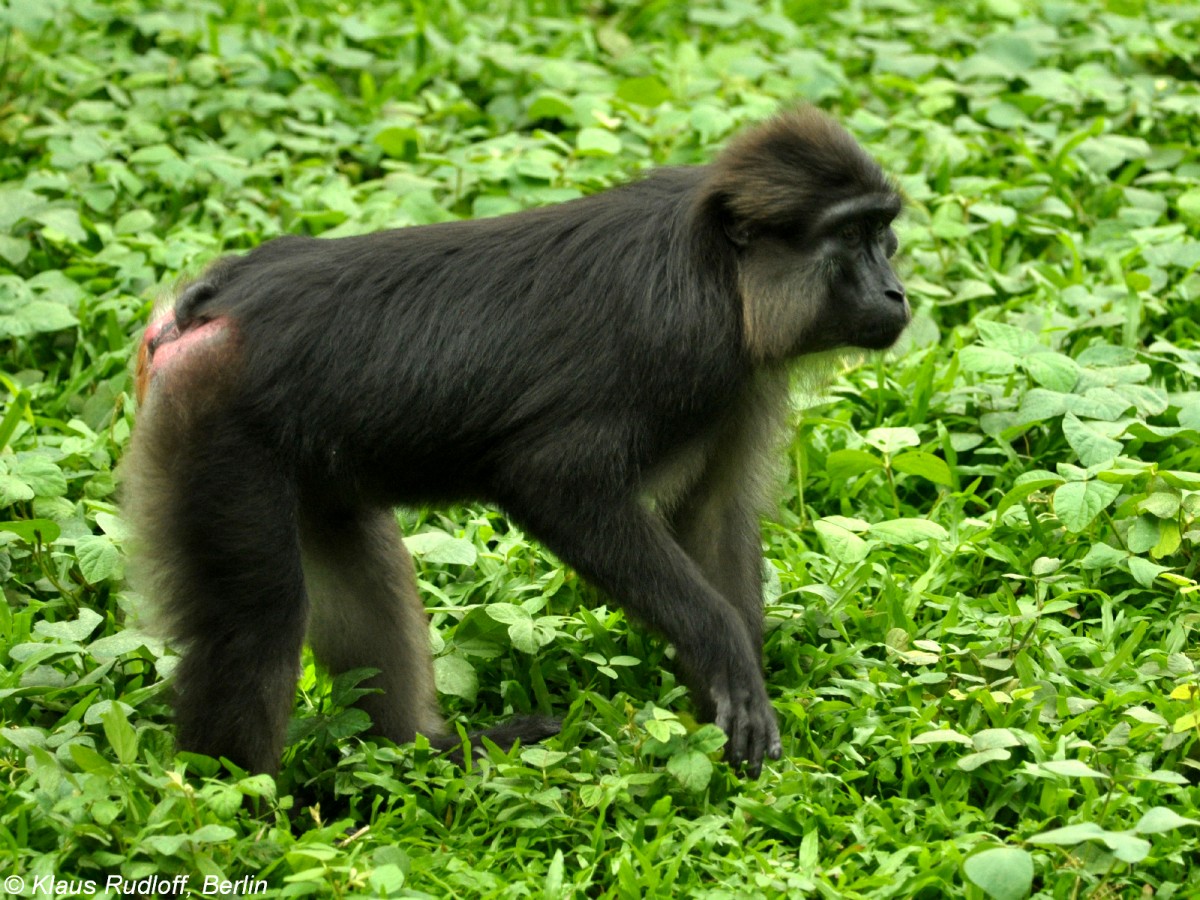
[[3, 0, 1200, 896]]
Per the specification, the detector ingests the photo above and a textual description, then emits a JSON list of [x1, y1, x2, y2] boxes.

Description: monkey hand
[[709, 662, 781, 778]]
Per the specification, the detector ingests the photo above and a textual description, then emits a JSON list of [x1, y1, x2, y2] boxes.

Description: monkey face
[[733, 191, 909, 360], [822, 201, 909, 352]]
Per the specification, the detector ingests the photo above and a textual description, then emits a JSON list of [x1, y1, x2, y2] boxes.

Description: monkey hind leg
[[300, 506, 447, 745], [300, 505, 561, 761], [123, 403, 308, 775]]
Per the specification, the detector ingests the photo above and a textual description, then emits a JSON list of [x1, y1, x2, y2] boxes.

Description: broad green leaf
[[576, 128, 621, 157], [433, 654, 478, 701], [1062, 413, 1123, 466], [35, 208, 88, 243], [1141, 490, 1181, 518], [0, 518, 61, 542], [865, 426, 920, 454], [973, 728, 1022, 750], [959, 345, 1016, 375], [1052, 480, 1122, 532], [814, 519, 870, 565], [1080, 542, 1127, 569], [869, 518, 949, 545], [825, 448, 882, 482], [76, 535, 120, 583], [520, 747, 567, 767], [1128, 556, 1168, 588], [1134, 807, 1200, 834], [667, 749, 713, 792], [616, 77, 670, 107], [1029, 822, 1107, 844], [957, 748, 1011, 771], [0, 475, 35, 506], [101, 703, 138, 765], [1023, 352, 1079, 391], [1179, 188, 1200, 224], [34, 608, 103, 642], [963, 847, 1034, 900], [1039, 759, 1108, 779], [910, 728, 972, 746], [977, 320, 1037, 355], [14, 457, 68, 496], [404, 530, 477, 565], [891, 450, 953, 486]]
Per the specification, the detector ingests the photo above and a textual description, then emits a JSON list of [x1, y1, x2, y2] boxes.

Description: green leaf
[[0, 518, 61, 542], [433, 654, 478, 701], [813, 519, 870, 565], [192, 824, 238, 843], [77, 535, 120, 583], [1052, 480, 1122, 532], [520, 747, 567, 767], [526, 92, 574, 124], [1133, 807, 1200, 834], [868, 518, 949, 545], [88, 630, 153, 660], [1141, 490, 1181, 518], [35, 608, 103, 642], [0, 300, 79, 338], [1023, 352, 1079, 391], [35, 208, 88, 243], [667, 749, 713, 792], [959, 345, 1017, 375], [1062, 413, 1123, 466], [0, 235, 30, 265], [374, 126, 421, 158], [101, 702, 138, 765], [404, 530, 477, 565], [864, 426, 920, 454], [1080, 542, 1128, 570], [891, 450, 953, 486], [0, 475, 35, 506], [486, 603, 539, 652], [825, 448, 882, 481], [616, 77, 671, 107], [957, 748, 1011, 771], [963, 847, 1034, 900], [1029, 822, 1107, 844], [977, 320, 1037, 355], [14, 457, 68, 496], [1128, 556, 1168, 588], [576, 128, 621, 157], [910, 728, 972, 746], [1179, 188, 1200, 224], [1039, 759, 1108, 779]]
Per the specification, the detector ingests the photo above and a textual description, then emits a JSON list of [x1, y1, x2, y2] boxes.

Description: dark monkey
[[124, 107, 907, 777]]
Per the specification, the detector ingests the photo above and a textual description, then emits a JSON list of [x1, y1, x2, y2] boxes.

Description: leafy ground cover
[[3, 0, 1200, 896]]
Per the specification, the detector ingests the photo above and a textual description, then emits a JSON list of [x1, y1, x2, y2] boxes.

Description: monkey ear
[[722, 214, 751, 248], [708, 193, 751, 248]]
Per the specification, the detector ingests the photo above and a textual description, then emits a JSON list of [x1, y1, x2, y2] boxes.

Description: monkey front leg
[[668, 488, 766, 656], [507, 495, 782, 775]]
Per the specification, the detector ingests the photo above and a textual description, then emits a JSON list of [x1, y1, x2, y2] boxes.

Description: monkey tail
[[430, 715, 561, 765]]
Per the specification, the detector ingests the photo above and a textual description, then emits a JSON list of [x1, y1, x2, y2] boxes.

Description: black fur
[[124, 107, 906, 777]]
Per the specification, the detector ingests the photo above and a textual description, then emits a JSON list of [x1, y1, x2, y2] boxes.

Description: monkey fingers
[[710, 668, 782, 777]]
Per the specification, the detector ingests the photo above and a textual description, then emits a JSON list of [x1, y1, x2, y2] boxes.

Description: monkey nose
[[885, 287, 905, 303]]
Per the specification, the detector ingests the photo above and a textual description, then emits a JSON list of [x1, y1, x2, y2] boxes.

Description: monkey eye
[[840, 223, 860, 243]]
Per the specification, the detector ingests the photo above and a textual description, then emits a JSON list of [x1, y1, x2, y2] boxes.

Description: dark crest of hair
[[703, 107, 895, 233]]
